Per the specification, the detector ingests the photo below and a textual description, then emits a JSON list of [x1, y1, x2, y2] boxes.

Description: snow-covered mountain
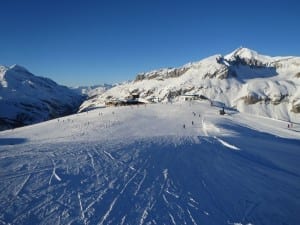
[[71, 84, 114, 96], [0, 65, 84, 130], [80, 48, 300, 123], [75, 84, 115, 112], [0, 101, 299, 224]]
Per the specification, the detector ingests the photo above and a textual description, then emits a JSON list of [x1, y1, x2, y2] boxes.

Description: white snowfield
[[80, 47, 300, 124], [0, 101, 299, 225]]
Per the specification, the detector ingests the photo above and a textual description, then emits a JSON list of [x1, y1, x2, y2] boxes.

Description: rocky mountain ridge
[[79, 48, 300, 123]]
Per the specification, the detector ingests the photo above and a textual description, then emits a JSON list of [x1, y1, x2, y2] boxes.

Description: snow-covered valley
[[1, 101, 299, 225]]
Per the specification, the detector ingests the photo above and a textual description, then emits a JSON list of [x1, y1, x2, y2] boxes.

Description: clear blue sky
[[0, 0, 299, 86]]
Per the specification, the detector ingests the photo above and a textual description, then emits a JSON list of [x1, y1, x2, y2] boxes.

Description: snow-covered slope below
[[0, 102, 299, 225], [80, 48, 300, 123], [0, 65, 84, 130]]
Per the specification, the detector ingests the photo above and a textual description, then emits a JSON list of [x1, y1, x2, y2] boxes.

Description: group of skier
[[183, 111, 201, 128]]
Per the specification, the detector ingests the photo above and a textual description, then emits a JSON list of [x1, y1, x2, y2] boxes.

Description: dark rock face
[[135, 74, 146, 81], [135, 67, 190, 82], [166, 67, 190, 79], [204, 66, 229, 79], [229, 55, 267, 67], [291, 102, 300, 113], [242, 93, 261, 105]]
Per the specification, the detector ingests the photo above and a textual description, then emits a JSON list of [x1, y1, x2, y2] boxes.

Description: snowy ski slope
[[0, 101, 299, 225]]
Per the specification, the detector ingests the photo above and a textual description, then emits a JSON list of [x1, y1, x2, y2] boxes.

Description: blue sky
[[0, 0, 299, 86]]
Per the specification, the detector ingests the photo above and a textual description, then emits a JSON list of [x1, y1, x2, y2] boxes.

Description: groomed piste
[[0, 101, 299, 225]]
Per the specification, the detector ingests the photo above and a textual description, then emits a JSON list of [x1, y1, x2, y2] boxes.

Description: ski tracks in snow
[[49, 159, 62, 185], [202, 116, 240, 151], [14, 174, 31, 196], [214, 136, 240, 151]]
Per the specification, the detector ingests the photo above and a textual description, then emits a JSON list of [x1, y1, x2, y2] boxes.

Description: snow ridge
[[79, 47, 300, 123]]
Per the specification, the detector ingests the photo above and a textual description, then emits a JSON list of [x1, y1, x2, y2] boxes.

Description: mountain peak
[[233, 47, 258, 57], [225, 47, 260, 60], [9, 64, 29, 73], [224, 47, 272, 64]]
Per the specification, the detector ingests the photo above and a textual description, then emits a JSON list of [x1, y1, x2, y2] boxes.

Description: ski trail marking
[[189, 197, 199, 205], [103, 150, 115, 160], [163, 194, 169, 205], [163, 169, 168, 180], [87, 150, 100, 183], [159, 169, 169, 196], [53, 169, 61, 181], [165, 179, 179, 199], [98, 197, 118, 225], [187, 209, 198, 225], [139, 196, 157, 225], [77, 192, 87, 224], [14, 174, 31, 196], [129, 166, 136, 171], [87, 152, 95, 169], [139, 208, 148, 225], [165, 189, 180, 198], [214, 136, 240, 151], [134, 170, 147, 196], [120, 215, 127, 225], [188, 202, 198, 210], [169, 213, 176, 225], [203, 211, 209, 216], [49, 160, 61, 185], [98, 169, 140, 225], [84, 188, 109, 213]]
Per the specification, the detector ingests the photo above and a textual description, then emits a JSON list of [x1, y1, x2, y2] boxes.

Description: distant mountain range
[[0, 65, 84, 130], [79, 47, 300, 123], [1, 47, 299, 130]]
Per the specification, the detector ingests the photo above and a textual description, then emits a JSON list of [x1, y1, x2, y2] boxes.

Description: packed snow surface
[[0, 101, 299, 225]]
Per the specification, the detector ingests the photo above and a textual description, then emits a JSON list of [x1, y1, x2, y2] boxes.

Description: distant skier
[[183, 124, 186, 129], [192, 121, 194, 125]]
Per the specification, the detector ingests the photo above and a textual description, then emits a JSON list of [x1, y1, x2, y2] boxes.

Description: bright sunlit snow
[[1, 101, 299, 225]]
